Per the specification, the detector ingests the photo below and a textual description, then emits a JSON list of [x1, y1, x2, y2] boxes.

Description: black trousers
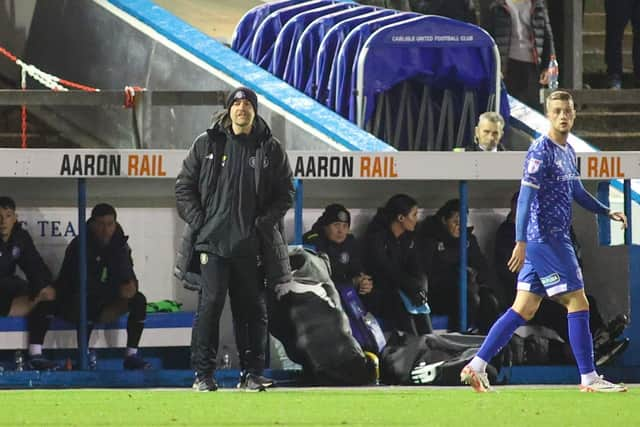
[[504, 58, 542, 111], [28, 290, 147, 349], [605, 0, 640, 78], [191, 254, 267, 377], [0, 275, 29, 316]]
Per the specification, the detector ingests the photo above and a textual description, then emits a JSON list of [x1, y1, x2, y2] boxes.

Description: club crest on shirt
[[249, 156, 270, 169], [527, 158, 542, 174], [11, 246, 21, 259], [339, 251, 350, 264]]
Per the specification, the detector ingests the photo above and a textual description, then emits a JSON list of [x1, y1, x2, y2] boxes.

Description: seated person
[[419, 199, 499, 333], [362, 194, 432, 335], [0, 196, 58, 370], [302, 204, 372, 295], [466, 112, 506, 152], [30, 203, 150, 370], [495, 191, 629, 365]]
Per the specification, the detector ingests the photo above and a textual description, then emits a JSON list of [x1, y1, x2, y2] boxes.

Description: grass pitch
[[2, 387, 637, 426]]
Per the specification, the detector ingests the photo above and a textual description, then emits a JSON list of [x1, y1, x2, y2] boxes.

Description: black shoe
[[238, 373, 273, 391], [123, 354, 151, 370], [595, 338, 630, 367], [28, 356, 59, 371], [193, 374, 218, 392]]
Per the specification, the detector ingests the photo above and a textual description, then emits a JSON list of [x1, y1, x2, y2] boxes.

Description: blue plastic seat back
[[290, 6, 377, 92], [331, 12, 417, 119], [232, 0, 306, 58], [313, 9, 395, 105], [249, 0, 333, 69], [272, 2, 354, 79]]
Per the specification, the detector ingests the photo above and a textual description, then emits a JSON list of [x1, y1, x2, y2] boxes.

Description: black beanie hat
[[226, 86, 258, 115], [318, 204, 350, 226]]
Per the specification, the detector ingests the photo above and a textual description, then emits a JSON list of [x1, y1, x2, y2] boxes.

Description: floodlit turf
[[1, 387, 637, 426]]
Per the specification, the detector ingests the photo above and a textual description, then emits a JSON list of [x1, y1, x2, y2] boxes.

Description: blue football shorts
[[517, 236, 584, 297]]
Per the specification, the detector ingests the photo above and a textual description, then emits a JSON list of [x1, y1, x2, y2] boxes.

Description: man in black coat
[[466, 112, 506, 152], [30, 203, 150, 370], [0, 196, 58, 370], [175, 87, 294, 392]]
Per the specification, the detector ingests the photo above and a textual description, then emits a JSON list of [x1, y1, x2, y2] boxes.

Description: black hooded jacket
[[487, 0, 555, 73], [361, 213, 428, 302], [174, 113, 294, 286], [302, 222, 363, 285], [55, 221, 136, 300], [419, 214, 489, 292], [0, 223, 52, 297]]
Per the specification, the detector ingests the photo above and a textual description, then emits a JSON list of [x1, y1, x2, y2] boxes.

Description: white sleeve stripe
[[521, 180, 540, 189]]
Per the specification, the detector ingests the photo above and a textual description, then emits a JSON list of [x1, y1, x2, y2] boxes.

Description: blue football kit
[[515, 136, 609, 297]]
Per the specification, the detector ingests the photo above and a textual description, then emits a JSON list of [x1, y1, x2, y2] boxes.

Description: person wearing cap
[[30, 203, 150, 370], [176, 86, 294, 392], [303, 204, 372, 295]]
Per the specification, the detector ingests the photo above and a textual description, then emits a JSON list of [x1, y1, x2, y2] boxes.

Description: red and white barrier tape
[[1, 45, 144, 148]]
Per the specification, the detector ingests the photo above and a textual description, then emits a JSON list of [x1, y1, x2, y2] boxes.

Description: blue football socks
[[476, 308, 526, 366], [568, 310, 596, 375]]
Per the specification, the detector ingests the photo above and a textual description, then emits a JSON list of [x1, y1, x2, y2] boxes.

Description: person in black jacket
[[31, 203, 150, 370], [0, 196, 58, 370], [175, 87, 294, 392], [302, 204, 372, 294], [485, 0, 555, 110], [362, 194, 432, 335], [466, 112, 506, 152], [419, 199, 499, 333]]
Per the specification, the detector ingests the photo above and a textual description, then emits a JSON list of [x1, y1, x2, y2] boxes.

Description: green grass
[[2, 388, 638, 426]]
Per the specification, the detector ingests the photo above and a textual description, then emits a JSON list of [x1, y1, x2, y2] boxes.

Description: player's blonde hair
[[546, 90, 574, 111]]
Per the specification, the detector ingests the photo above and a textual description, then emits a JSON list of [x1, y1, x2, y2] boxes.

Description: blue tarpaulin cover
[[272, 3, 354, 79], [291, 6, 376, 93], [356, 15, 508, 125], [313, 9, 394, 104], [231, 0, 305, 58], [249, 0, 333, 68], [331, 12, 418, 118]]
